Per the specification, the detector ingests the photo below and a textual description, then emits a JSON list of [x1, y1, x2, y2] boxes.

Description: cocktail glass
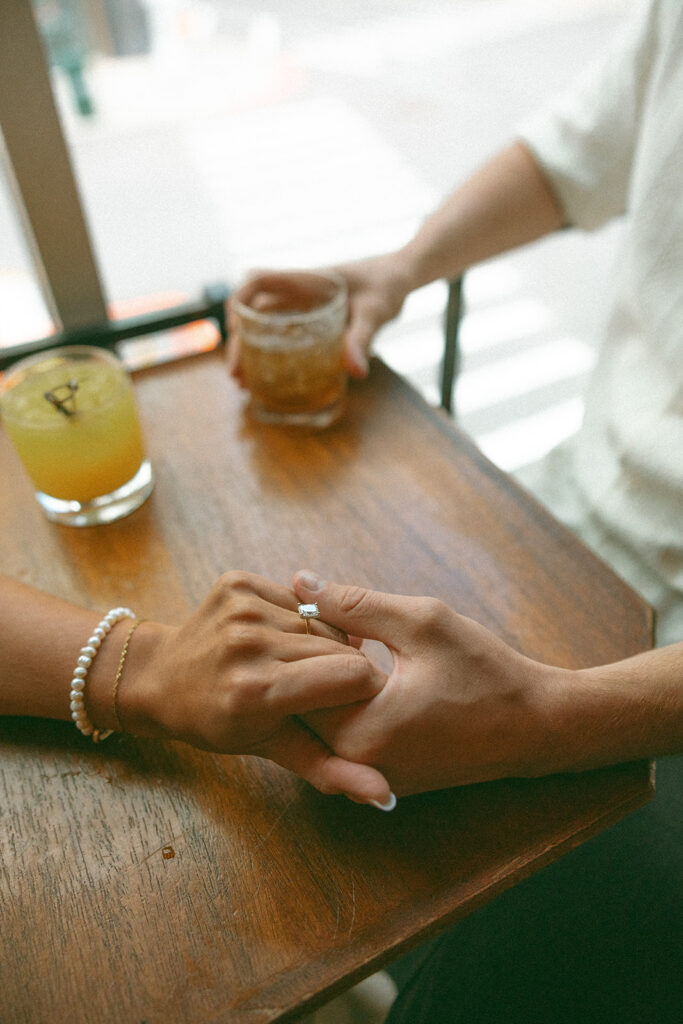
[[0, 345, 154, 526]]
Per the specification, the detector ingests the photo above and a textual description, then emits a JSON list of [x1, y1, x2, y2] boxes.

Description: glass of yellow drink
[[0, 345, 154, 526], [231, 270, 348, 428]]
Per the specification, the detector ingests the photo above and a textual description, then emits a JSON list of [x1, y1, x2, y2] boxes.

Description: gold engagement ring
[[298, 602, 320, 635]]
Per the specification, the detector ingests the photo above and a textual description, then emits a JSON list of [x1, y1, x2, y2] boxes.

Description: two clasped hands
[[75, 566, 577, 810], [74, 565, 679, 812]]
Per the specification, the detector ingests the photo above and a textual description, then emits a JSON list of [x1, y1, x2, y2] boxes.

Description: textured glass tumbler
[[0, 345, 154, 526], [232, 270, 348, 428]]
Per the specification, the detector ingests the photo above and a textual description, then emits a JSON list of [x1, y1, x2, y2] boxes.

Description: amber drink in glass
[[232, 270, 348, 428]]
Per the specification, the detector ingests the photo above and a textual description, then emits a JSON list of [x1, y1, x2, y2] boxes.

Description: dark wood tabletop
[[0, 352, 653, 1024]]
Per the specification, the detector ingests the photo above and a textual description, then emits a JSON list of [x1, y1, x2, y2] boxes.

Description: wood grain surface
[[0, 353, 652, 1023]]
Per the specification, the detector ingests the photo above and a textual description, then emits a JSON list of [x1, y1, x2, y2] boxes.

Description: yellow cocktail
[[0, 346, 153, 525]]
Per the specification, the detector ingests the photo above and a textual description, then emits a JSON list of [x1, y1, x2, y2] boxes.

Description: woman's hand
[[107, 572, 393, 806]]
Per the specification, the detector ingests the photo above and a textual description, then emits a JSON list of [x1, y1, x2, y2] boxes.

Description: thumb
[[293, 570, 411, 648]]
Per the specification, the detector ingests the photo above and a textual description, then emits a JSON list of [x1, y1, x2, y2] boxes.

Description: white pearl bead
[[73, 666, 87, 678], [81, 645, 97, 658], [77, 654, 92, 668], [71, 679, 85, 692], [87, 635, 101, 649]]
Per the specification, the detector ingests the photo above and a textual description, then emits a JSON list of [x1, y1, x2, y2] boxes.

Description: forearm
[[0, 572, 393, 805], [541, 643, 683, 774], [0, 574, 151, 731], [397, 140, 566, 290]]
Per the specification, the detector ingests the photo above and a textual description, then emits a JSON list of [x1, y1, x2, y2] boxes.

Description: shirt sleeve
[[516, 0, 660, 230]]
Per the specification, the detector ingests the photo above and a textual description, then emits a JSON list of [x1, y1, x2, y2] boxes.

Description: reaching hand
[[292, 570, 565, 796]]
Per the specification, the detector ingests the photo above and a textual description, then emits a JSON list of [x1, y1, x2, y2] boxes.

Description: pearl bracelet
[[70, 607, 136, 742]]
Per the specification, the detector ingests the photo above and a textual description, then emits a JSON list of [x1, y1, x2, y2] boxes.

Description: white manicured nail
[[370, 792, 397, 812]]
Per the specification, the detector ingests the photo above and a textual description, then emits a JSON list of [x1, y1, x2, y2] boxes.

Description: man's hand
[[227, 254, 413, 383], [292, 571, 558, 795], [293, 572, 683, 797]]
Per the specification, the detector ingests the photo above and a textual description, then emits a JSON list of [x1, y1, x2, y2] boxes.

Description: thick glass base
[[35, 459, 154, 526], [249, 397, 345, 429]]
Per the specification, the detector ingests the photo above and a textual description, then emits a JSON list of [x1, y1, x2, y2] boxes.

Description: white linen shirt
[[516, 0, 683, 647]]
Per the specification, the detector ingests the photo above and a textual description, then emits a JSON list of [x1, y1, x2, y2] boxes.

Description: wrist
[[395, 240, 435, 292], [525, 665, 588, 776], [504, 662, 589, 779], [371, 247, 419, 306], [529, 663, 643, 776], [398, 232, 466, 291], [76, 613, 137, 736], [95, 620, 170, 738]]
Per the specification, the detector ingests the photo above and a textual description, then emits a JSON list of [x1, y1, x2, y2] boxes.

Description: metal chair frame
[[440, 276, 464, 415]]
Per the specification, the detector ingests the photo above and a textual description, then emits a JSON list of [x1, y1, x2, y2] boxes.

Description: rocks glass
[[0, 345, 154, 526], [231, 270, 348, 428]]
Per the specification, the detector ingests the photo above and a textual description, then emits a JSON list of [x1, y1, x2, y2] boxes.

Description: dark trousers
[[387, 757, 683, 1024]]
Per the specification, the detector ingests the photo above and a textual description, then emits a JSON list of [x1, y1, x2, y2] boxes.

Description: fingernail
[[369, 792, 397, 812], [297, 570, 325, 593]]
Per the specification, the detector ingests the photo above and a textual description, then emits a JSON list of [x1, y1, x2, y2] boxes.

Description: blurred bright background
[[1, 0, 629, 472]]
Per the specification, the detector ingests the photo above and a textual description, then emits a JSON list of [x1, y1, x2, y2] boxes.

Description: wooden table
[[0, 353, 652, 1024]]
